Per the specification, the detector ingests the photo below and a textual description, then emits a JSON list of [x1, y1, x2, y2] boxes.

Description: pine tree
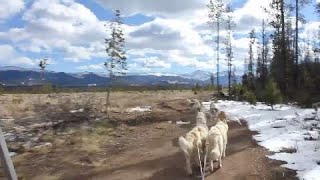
[[266, 0, 290, 97], [261, 19, 269, 85], [39, 57, 48, 85], [280, 0, 289, 95], [231, 66, 237, 87], [316, 2, 320, 15], [292, 0, 310, 88], [208, 0, 225, 95], [224, 5, 235, 98], [210, 73, 215, 88], [265, 78, 283, 110], [247, 29, 256, 91], [313, 27, 320, 64], [105, 10, 127, 115], [192, 83, 201, 94], [256, 42, 262, 78]]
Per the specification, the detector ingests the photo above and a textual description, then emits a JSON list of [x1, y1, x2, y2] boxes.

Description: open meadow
[[0, 90, 298, 180]]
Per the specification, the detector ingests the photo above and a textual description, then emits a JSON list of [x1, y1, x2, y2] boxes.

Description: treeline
[[231, 0, 320, 107], [0, 84, 192, 94]]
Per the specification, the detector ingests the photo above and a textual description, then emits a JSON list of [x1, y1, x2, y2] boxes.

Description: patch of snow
[[176, 121, 190, 125], [9, 152, 16, 157], [127, 106, 152, 113], [0, 118, 15, 122], [70, 108, 84, 113], [203, 100, 320, 180], [163, 80, 189, 84]]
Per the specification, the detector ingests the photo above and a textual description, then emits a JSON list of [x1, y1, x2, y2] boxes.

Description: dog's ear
[[218, 111, 227, 122]]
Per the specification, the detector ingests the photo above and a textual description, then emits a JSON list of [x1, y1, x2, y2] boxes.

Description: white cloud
[[76, 63, 104, 70], [0, 0, 24, 21], [300, 21, 320, 39], [1, 0, 316, 75], [95, 0, 209, 17], [133, 56, 171, 69], [0, 44, 35, 65], [129, 63, 152, 73], [128, 18, 212, 55], [233, 0, 271, 32], [119, 0, 273, 73], [0, 0, 107, 62]]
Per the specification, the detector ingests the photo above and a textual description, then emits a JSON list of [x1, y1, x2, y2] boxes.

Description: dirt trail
[[9, 96, 297, 180], [75, 110, 297, 180]]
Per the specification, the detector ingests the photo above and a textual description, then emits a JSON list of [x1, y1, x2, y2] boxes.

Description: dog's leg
[[224, 135, 228, 158], [223, 139, 226, 158], [223, 142, 227, 158], [210, 160, 214, 172], [218, 155, 222, 168], [203, 144, 208, 176], [196, 144, 204, 180], [185, 154, 192, 175], [219, 142, 223, 168]]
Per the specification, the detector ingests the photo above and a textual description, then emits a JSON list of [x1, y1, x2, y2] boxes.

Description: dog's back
[[196, 111, 207, 126], [207, 126, 224, 167]]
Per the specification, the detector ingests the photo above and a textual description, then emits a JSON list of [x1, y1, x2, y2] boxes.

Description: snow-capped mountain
[[0, 66, 40, 72], [0, 66, 241, 87], [185, 70, 212, 81], [181, 70, 235, 81]]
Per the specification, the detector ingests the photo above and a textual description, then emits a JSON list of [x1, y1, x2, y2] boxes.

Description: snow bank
[[127, 106, 152, 113], [203, 100, 320, 180]]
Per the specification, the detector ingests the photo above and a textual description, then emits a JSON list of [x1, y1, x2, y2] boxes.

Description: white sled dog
[[188, 99, 219, 124], [188, 99, 203, 112], [215, 111, 228, 158], [178, 125, 208, 175], [205, 111, 229, 171], [179, 99, 209, 175], [206, 125, 224, 170]]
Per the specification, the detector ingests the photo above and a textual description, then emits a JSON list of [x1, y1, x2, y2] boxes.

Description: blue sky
[[0, 0, 319, 75]]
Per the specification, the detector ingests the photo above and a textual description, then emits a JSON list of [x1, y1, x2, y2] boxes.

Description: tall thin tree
[[208, 0, 225, 94], [105, 10, 127, 115], [294, 0, 310, 88], [248, 29, 256, 91], [210, 73, 215, 88], [224, 5, 235, 97], [266, 0, 289, 95], [261, 19, 269, 86], [280, 0, 289, 94]]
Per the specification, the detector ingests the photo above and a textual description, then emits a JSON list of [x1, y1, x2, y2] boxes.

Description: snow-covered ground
[[202, 101, 320, 180], [127, 106, 152, 113]]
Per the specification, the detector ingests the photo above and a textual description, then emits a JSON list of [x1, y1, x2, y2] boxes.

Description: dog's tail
[[178, 136, 193, 154]]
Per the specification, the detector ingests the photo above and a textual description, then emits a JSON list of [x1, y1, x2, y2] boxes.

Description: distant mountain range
[[0, 66, 241, 87]]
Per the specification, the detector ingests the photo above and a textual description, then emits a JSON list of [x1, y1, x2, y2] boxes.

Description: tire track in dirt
[[77, 119, 297, 180]]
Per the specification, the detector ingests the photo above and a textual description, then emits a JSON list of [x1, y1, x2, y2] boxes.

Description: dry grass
[[2, 90, 214, 180], [0, 90, 206, 119], [31, 175, 61, 180]]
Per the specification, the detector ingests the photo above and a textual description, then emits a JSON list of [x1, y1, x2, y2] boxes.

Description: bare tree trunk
[[0, 128, 17, 180], [228, 65, 231, 98], [295, 0, 299, 88], [217, 19, 220, 94], [262, 19, 266, 86], [280, 0, 288, 95], [106, 70, 113, 116], [106, 88, 111, 115]]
